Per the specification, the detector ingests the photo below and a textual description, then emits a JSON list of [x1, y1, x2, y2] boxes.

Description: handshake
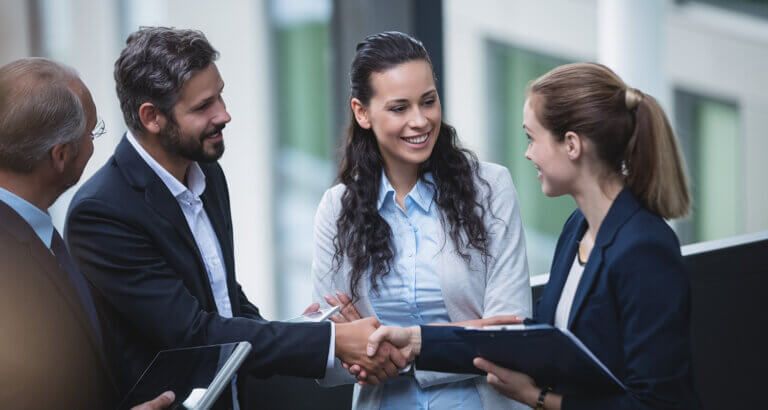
[[321, 293, 522, 385]]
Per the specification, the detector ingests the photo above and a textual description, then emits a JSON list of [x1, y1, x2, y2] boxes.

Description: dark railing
[[530, 230, 768, 409]]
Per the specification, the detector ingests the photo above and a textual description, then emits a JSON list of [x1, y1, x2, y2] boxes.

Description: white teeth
[[403, 134, 429, 144]]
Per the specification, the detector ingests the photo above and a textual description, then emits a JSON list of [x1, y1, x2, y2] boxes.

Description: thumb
[[367, 327, 387, 356]]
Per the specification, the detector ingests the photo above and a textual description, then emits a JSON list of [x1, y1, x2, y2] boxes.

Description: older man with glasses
[[0, 57, 173, 410]]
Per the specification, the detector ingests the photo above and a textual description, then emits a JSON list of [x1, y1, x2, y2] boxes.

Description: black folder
[[456, 324, 626, 394]]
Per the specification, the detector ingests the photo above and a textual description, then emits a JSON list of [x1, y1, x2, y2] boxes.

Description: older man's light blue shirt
[[0, 187, 54, 247], [370, 172, 482, 410]]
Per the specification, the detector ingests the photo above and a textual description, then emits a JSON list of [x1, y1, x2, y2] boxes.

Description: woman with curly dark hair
[[311, 31, 531, 409]]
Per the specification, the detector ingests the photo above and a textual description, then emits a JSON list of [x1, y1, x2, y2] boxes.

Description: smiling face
[[523, 96, 576, 197], [352, 59, 441, 176], [162, 63, 231, 163]]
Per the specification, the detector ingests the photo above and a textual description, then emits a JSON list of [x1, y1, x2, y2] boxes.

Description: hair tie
[[625, 87, 643, 110]]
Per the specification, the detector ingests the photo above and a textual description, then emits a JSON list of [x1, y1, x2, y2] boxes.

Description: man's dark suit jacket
[[65, 137, 330, 400], [0, 201, 117, 408], [416, 188, 699, 409]]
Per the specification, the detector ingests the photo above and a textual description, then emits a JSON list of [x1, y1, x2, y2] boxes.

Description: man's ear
[[350, 98, 371, 129], [138, 102, 166, 134], [49, 142, 73, 174], [564, 131, 583, 160]]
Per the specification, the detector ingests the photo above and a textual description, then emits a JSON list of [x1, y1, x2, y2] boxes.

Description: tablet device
[[284, 305, 340, 323], [118, 341, 252, 410]]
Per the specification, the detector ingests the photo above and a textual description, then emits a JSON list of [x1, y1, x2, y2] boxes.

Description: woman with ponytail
[[311, 31, 531, 409], [467, 63, 698, 408]]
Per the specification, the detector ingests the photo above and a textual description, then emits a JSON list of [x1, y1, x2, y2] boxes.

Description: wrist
[[409, 326, 422, 356], [533, 386, 552, 410], [334, 322, 350, 356]]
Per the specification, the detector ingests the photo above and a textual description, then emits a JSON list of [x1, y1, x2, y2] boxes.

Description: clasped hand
[[325, 292, 524, 384], [321, 293, 407, 384]]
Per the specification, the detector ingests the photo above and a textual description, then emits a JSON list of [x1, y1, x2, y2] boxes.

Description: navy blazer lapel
[[0, 202, 116, 391], [566, 188, 641, 328], [114, 136, 200, 256], [114, 136, 216, 307], [538, 212, 587, 324]]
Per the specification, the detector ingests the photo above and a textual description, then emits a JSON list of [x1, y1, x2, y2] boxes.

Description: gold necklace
[[577, 237, 592, 265]]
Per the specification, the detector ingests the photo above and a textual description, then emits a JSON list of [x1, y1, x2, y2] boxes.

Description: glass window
[[118, 0, 167, 42], [675, 90, 742, 243], [677, 0, 768, 19], [488, 42, 575, 277], [269, 0, 335, 317], [36, 0, 74, 61]]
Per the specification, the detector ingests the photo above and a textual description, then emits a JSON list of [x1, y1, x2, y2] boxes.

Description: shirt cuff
[[326, 322, 335, 369]]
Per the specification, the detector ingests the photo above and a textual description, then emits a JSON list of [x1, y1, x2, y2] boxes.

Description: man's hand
[[335, 317, 407, 384], [346, 326, 421, 383], [131, 391, 175, 410]]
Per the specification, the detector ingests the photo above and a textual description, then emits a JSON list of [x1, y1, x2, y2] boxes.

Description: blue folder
[[456, 324, 626, 394]]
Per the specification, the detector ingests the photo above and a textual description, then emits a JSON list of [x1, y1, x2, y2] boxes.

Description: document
[[457, 324, 626, 394]]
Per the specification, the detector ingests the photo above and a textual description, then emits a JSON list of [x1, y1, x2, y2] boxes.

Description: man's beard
[[159, 119, 225, 163]]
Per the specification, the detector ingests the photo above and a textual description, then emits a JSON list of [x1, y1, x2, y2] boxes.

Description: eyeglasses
[[90, 118, 106, 140]]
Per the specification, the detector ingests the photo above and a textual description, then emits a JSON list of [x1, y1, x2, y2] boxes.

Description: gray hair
[[0, 58, 86, 173], [114, 26, 219, 133]]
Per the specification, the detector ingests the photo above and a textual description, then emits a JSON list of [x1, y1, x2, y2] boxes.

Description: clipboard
[[456, 324, 626, 394], [118, 341, 252, 410]]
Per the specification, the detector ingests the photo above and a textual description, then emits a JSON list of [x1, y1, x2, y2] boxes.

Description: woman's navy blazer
[[417, 188, 699, 409], [533, 188, 699, 409]]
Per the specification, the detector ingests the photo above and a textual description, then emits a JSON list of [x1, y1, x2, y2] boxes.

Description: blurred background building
[[2, 0, 766, 319]]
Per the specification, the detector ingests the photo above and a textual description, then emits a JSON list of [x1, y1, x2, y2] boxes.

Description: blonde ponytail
[[625, 93, 690, 219]]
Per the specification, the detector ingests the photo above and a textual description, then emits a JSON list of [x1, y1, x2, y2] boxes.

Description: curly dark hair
[[334, 31, 492, 302]]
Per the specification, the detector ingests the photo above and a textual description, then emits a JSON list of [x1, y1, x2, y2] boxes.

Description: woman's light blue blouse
[[370, 172, 483, 410]]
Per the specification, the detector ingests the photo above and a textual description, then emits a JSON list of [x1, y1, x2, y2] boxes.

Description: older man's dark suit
[[0, 201, 117, 408], [65, 137, 330, 401]]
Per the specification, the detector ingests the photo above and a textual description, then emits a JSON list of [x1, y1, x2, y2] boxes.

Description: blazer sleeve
[[562, 238, 697, 410], [415, 326, 481, 374], [66, 197, 331, 379], [311, 188, 359, 387], [235, 284, 264, 320]]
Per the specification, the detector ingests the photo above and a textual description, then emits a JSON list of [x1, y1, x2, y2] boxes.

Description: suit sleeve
[[562, 238, 697, 410], [66, 197, 330, 379], [236, 284, 264, 320]]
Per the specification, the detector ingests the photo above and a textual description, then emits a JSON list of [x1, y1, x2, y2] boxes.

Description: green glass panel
[[489, 44, 575, 276], [694, 99, 741, 241], [275, 23, 332, 159]]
